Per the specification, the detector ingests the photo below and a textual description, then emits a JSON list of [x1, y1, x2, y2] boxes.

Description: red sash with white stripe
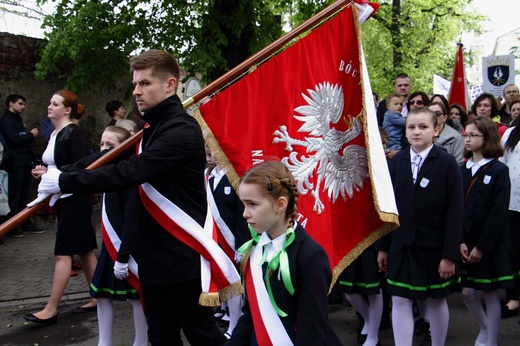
[[100, 194, 142, 301], [206, 181, 237, 263], [244, 244, 293, 345], [137, 140, 242, 303]]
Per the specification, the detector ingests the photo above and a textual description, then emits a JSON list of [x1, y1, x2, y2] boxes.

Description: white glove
[[38, 168, 62, 195], [27, 193, 51, 207], [114, 261, 129, 280]]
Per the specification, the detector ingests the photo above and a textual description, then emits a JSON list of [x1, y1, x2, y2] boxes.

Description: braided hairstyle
[[240, 160, 299, 228]]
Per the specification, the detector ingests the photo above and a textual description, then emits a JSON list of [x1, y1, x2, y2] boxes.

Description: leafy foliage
[[32, 0, 484, 94], [362, 0, 484, 97]]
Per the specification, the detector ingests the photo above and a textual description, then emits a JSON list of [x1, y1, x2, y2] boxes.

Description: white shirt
[[500, 127, 520, 212], [409, 144, 434, 172], [209, 165, 225, 190], [257, 231, 286, 263]]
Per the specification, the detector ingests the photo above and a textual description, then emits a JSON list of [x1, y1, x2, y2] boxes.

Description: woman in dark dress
[[23, 90, 98, 325]]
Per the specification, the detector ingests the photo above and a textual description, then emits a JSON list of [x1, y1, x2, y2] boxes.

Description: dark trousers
[[6, 166, 33, 228], [141, 279, 226, 346]]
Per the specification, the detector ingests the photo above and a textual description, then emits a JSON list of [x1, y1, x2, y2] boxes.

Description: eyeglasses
[[462, 133, 484, 139], [433, 111, 444, 116], [408, 100, 424, 106]]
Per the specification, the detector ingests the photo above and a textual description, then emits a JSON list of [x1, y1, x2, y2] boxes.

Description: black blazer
[[59, 95, 207, 285], [53, 124, 89, 169], [229, 224, 342, 346], [461, 159, 510, 253], [388, 145, 463, 261], [0, 110, 34, 167]]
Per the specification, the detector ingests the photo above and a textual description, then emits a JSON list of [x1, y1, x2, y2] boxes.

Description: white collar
[[465, 157, 493, 169], [410, 144, 434, 162], [257, 231, 286, 249]]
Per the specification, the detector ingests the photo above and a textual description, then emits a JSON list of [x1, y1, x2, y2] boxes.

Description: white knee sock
[[130, 299, 148, 346], [462, 286, 488, 345], [391, 296, 414, 346], [346, 293, 369, 335], [483, 290, 500, 346], [425, 298, 449, 346], [97, 298, 114, 346], [225, 295, 243, 336], [364, 292, 383, 346]]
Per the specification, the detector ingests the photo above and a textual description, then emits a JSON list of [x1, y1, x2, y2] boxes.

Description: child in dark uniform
[[90, 125, 148, 346], [228, 160, 341, 345], [380, 107, 463, 346], [460, 116, 514, 346]]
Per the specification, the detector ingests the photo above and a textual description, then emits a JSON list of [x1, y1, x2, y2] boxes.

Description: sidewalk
[[0, 207, 149, 345], [0, 213, 94, 306], [0, 208, 519, 345]]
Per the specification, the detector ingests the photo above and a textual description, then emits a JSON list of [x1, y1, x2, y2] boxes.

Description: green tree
[[362, 0, 484, 97], [34, 0, 288, 92], [33, 0, 484, 94]]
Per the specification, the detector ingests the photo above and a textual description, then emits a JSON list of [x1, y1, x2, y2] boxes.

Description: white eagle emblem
[[273, 82, 369, 214]]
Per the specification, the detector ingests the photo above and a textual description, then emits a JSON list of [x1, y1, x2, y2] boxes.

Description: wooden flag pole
[[0, 0, 352, 237]]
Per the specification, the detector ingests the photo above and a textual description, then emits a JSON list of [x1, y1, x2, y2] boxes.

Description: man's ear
[[166, 77, 177, 94]]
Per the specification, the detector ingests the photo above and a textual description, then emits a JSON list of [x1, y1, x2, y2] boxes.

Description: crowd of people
[[0, 52, 519, 346]]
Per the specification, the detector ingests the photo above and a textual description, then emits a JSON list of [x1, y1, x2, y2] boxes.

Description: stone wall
[[0, 32, 196, 158]]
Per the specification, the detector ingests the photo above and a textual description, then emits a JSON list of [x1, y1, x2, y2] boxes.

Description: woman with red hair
[[24, 90, 98, 325]]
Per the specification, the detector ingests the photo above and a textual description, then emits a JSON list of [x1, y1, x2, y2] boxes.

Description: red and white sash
[[100, 194, 142, 299], [200, 199, 220, 303], [137, 140, 242, 303], [244, 244, 293, 345], [206, 181, 237, 262]]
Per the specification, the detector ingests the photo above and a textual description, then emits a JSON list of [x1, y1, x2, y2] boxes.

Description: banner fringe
[[193, 108, 241, 191]]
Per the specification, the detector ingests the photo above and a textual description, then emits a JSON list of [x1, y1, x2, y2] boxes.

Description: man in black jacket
[[35, 50, 229, 346], [0, 94, 43, 238]]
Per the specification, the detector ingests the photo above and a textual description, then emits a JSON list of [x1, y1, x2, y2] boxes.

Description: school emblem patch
[[487, 64, 509, 87]]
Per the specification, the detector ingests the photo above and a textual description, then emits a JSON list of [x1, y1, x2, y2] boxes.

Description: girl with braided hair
[[228, 160, 341, 346]]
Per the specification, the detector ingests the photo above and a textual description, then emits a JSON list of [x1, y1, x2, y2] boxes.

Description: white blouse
[[500, 127, 520, 212]]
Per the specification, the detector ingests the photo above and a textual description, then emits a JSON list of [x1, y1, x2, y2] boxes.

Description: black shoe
[[23, 313, 58, 325], [419, 330, 432, 346], [218, 319, 230, 328], [214, 307, 227, 320], [413, 317, 430, 336], [22, 225, 45, 234], [71, 305, 97, 314], [501, 304, 519, 318], [379, 313, 391, 330], [6, 229, 24, 238]]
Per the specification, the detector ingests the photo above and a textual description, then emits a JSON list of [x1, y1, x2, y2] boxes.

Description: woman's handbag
[[0, 170, 10, 216]]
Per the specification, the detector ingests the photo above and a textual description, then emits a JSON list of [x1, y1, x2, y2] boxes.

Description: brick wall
[[0, 32, 132, 158]]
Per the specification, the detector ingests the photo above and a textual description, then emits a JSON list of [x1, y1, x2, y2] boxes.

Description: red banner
[[196, 2, 397, 283], [448, 44, 470, 111]]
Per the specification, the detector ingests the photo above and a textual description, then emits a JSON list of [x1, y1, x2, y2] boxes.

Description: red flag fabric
[[448, 44, 471, 111], [195, 2, 398, 284]]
